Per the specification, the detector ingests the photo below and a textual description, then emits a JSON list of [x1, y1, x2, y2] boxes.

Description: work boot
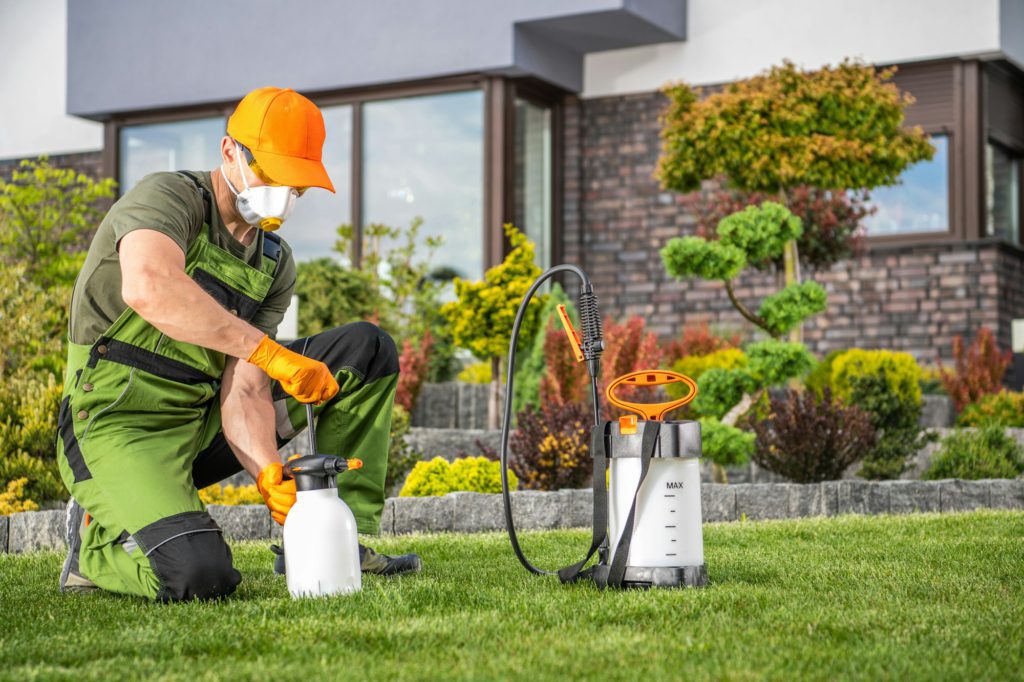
[[59, 498, 98, 594], [270, 543, 422, 576]]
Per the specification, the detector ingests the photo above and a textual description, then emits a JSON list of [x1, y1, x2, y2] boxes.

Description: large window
[[986, 141, 1021, 245], [514, 97, 552, 271], [363, 91, 484, 279], [119, 117, 226, 195], [864, 135, 950, 236]]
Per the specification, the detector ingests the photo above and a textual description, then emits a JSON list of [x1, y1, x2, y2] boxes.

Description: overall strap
[[261, 231, 282, 270]]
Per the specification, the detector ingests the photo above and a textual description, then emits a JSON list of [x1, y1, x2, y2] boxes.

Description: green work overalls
[[56, 174, 397, 601]]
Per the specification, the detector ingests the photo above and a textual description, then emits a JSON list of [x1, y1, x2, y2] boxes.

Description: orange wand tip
[[347, 458, 363, 470]]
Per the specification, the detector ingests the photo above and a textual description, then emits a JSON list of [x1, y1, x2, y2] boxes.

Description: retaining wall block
[[558, 488, 594, 529], [451, 492, 505, 533], [379, 498, 396, 534], [9, 510, 64, 553], [206, 504, 272, 542], [837, 480, 890, 515], [0, 514, 8, 553], [700, 484, 736, 522], [989, 479, 1024, 509], [887, 480, 940, 514], [734, 483, 790, 520], [821, 481, 841, 516], [939, 480, 990, 512], [393, 495, 455, 534], [789, 483, 826, 517], [507, 491, 563, 530]]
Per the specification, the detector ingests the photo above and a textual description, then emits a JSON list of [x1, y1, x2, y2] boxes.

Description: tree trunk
[[488, 356, 502, 431], [784, 239, 803, 344]]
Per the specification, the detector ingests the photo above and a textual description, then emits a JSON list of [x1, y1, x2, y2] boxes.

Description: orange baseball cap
[[227, 87, 335, 193]]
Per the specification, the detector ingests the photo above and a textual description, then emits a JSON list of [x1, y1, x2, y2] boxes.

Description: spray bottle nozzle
[[285, 454, 359, 491]]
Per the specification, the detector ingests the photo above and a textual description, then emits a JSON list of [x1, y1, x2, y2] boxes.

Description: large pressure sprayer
[[500, 266, 708, 589]]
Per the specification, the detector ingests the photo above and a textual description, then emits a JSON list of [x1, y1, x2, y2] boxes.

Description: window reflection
[[514, 98, 552, 270], [986, 141, 1020, 245], [286, 105, 353, 261], [119, 117, 226, 194], [864, 134, 949, 236], [363, 90, 484, 280]]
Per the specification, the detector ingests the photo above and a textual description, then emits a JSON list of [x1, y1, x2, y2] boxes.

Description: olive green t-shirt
[[68, 171, 297, 345]]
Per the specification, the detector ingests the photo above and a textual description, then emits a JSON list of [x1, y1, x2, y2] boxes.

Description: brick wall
[[565, 90, 1024, 362], [0, 150, 105, 182]]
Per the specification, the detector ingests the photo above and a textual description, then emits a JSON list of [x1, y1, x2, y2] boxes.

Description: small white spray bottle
[[282, 404, 363, 598]]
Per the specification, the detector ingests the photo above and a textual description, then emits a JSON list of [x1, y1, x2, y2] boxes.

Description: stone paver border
[[2, 479, 1021, 553]]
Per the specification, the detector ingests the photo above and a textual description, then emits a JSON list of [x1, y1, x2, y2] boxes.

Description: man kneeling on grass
[[56, 87, 420, 601]]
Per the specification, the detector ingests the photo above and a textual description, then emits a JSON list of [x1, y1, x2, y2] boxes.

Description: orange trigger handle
[[556, 305, 584, 363], [606, 369, 699, 422]]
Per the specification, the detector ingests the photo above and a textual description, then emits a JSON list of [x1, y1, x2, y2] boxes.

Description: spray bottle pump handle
[[606, 369, 699, 423]]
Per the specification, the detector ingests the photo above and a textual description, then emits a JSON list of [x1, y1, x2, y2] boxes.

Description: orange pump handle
[[556, 304, 584, 363], [606, 369, 699, 422]]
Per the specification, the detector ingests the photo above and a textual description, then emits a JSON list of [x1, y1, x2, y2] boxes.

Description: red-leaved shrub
[[599, 316, 663, 420], [664, 322, 742, 365], [395, 329, 433, 412], [750, 388, 876, 482], [939, 327, 1012, 412], [539, 318, 589, 407]]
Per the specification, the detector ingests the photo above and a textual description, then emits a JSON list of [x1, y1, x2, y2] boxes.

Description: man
[[56, 86, 420, 601]]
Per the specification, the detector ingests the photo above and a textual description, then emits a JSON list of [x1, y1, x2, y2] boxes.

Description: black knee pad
[[135, 511, 241, 602]]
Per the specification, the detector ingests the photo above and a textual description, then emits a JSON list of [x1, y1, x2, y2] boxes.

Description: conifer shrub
[[923, 427, 1024, 480]]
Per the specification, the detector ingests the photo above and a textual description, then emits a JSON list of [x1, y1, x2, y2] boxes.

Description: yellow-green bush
[[399, 456, 518, 497], [0, 371, 66, 503], [958, 391, 1024, 428], [0, 478, 39, 515], [198, 483, 263, 506], [830, 349, 922, 409], [457, 362, 492, 384], [667, 348, 748, 399]]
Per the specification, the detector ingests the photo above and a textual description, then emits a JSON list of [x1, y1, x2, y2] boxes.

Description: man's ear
[[220, 136, 238, 165]]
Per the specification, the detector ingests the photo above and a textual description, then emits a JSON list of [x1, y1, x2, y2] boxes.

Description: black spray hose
[[501, 265, 604, 575]]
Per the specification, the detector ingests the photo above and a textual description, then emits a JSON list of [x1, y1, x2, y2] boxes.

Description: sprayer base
[[621, 564, 707, 589]]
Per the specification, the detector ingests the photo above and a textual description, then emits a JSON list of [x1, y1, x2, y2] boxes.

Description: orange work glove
[[256, 462, 296, 525], [246, 335, 339, 404]]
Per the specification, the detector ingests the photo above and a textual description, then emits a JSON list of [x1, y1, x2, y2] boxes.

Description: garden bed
[[1, 512, 1021, 680]]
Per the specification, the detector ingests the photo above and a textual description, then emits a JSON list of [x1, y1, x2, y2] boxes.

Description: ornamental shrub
[[0, 478, 39, 515], [679, 185, 871, 272], [751, 388, 876, 483], [599, 316, 663, 420], [458, 362, 493, 384], [830, 350, 929, 478], [198, 484, 263, 506], [958, 391, 1024, 428], [938, 327, 1012, 412], [692, 368, 756, 420], [399, 456, 517, 497], [666, 348, 748, 400], [512, 283, 573, 414], [699, 417, 755, 468], [395, 329, 433, 412], [664, 323, 742, 365], [923, 427, 1024, 480]]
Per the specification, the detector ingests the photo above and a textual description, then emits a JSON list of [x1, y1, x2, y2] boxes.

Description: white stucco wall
[[582, 0, 1006, 98], [0, 0, 102, 161]]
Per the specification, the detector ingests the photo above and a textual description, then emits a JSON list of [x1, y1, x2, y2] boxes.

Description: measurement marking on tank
[[665, 525, 676, 529], [664, 494, 676, 498], [666, 553, 677, 557], [670, 539, 677, 542], [669, 509, 676, 513]]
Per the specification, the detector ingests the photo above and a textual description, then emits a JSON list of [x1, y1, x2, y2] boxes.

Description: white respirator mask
[[220, 142, 298, 232]]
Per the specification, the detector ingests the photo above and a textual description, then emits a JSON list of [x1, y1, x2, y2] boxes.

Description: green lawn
[[1, 511, 1022, 681]]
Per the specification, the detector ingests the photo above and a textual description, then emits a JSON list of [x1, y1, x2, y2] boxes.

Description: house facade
[[2, 0, 1023, 363]]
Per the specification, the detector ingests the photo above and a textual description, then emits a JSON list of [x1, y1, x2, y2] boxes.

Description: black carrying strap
[[601, 421, 661, 588], [557, 423, 610, 584]]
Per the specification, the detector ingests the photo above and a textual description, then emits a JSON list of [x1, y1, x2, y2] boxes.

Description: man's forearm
[[220, 366, 281, 480], [125, 267, 265, 359]]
